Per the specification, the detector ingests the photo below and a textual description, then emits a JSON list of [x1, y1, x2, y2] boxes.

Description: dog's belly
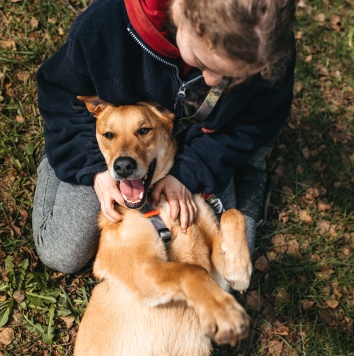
[[75, 280, 212, 356]]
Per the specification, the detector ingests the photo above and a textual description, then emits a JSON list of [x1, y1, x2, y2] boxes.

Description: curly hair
[[182, 0, 296, 84]]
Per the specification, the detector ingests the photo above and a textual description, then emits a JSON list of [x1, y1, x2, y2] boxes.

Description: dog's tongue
[[120, 179, 144, 200]]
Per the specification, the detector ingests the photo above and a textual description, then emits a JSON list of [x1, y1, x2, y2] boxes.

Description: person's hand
[[151, 175, 197, 233], [94, 171, 124, 222]]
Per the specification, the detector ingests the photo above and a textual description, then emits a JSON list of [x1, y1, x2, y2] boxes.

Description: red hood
[[124, 0, 180, 58]]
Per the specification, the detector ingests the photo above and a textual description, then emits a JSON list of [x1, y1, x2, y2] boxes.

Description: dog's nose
[[114, 157, 137, 178]]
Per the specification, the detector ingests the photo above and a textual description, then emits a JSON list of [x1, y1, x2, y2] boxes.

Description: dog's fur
[[74, 97, 253, 356]]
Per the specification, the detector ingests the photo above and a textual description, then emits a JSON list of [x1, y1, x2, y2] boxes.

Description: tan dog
[[74, 97, 252, 356]]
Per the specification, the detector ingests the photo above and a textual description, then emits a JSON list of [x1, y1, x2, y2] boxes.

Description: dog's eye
[[138, 128, 151, 135], [103, 132, 114, 140]]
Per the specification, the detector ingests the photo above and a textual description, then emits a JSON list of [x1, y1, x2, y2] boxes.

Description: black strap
[[140, 203, 171, 246], [174, 78, 230, 135]]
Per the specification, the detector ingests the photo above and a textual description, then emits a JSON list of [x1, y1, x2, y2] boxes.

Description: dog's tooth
[[139, 192, 143, 199], [122, 194, 128, 201]]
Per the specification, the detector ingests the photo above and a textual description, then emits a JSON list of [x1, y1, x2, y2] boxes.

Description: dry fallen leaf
[[316, 220, 336, 236], [349, 153, 354, 168], [60, 316, 75, 329], [0, 328, 15, 345], [16, 70, 30, 82], [245, 290, 261, 309], [0, 40, 16, 50], [300, 300, 315, 311], [302, 147, 310, 160], [268, 340, 283, 356], [15, 115, 24, 123], [30, 17, 39, 28], [299, 209, 313, 224], [320, 308, 336, 326], [255, 255, 270, 272], [317, 13, 326, 25], [274, 324, 289, 336], [13, 290, 25, 304], [326, 299, 340, 309], [330, 15, 343, 32], [317, 201, 333, 212]]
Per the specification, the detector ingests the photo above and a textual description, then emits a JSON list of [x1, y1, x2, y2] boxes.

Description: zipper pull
[[174, 82, 186, 109]]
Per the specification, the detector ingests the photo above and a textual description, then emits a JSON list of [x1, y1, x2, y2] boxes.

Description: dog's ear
[[77, 96, 109, 114], [138, 101, 175, 121]]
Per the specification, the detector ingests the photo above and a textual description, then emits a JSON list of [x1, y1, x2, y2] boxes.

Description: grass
[[0, 0, 353, 355]]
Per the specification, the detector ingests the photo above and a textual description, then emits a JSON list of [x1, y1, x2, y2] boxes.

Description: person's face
[[170, 0, 262, 86]]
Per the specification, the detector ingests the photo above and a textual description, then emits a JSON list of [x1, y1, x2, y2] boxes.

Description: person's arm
[[37, 6, 128, 222], [169, 52, 296, 196], [37, 27, 106, 185]]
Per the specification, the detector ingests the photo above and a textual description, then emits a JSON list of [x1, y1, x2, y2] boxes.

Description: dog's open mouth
[[119, 159, 156, 209]]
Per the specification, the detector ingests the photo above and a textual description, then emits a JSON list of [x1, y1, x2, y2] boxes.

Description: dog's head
[[78, 96, 177, 209]]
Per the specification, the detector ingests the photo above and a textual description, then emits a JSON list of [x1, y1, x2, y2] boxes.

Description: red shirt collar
[[124, 0, 180, 59]]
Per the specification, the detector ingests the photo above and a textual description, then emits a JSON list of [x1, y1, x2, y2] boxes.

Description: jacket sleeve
[[169, 52, 295, 194], [37, 19, 106, 186]]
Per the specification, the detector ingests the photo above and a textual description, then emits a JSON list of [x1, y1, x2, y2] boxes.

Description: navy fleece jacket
[[37, 0, 295, 194]]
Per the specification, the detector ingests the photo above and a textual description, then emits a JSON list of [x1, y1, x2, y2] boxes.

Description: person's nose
[[202, 70, 223, 86]]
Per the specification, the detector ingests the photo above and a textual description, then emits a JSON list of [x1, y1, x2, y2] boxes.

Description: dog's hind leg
[[217, 209, 252, 293]]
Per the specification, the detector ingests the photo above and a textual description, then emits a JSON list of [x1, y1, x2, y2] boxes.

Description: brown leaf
[[300, 300, 315, 311], [302, 147, 310, 159], [317, 64, 329, 76], [0, 40, 16, 50], [29, 17, 39, 28], [60, 316, 75, 329], [299, 209, 313, 224], [278, 211, 289, 224], [274, 324, 289, 336], [320, 308, 336, 326], [268, 340, 283, 356], [317, 201, 333, 212], [0, 328, 15, 345], [15, 115, 24, 123], [349, 153, 354, 168], [245, 290, 261, 309], [316, 220, 336, 236], [326, 299, 340, 309], [0, 249, 6, 261], [317, 13, 326, 25], [13, 290, 25, 303], [330, 15, 343, 32], [305, 54, 313, 63], [16, 70, 30, 82], [254, 256, 270, 272]]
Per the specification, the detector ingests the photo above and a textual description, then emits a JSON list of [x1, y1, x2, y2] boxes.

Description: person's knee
[[36, 243, 97, 274], [34, 226, 98, 274]]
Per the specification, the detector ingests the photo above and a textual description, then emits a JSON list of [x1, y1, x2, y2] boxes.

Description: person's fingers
[[101, 203, 122, 222], [187, 199, 197, 227], [178, 200, 188, 233], [168, 194, 180, 222], [151, 181, 163, 204]]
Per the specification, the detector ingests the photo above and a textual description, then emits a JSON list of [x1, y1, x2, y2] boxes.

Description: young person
[[33, 0, 296, 274]]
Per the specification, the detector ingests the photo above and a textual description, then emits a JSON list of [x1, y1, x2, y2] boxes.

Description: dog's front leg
[[136, 260, 250, 344]]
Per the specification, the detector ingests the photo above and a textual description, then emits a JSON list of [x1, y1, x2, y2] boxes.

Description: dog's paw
[[223, 250, 253, 293], [198, 289, 250, 345]]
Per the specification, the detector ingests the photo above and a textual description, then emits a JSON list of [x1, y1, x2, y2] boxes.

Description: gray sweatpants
[[33, 147, 269, 274], [32, 156, 101, 274]]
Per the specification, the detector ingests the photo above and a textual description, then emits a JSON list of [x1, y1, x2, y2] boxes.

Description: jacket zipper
[[127, 27, 203, 107]]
